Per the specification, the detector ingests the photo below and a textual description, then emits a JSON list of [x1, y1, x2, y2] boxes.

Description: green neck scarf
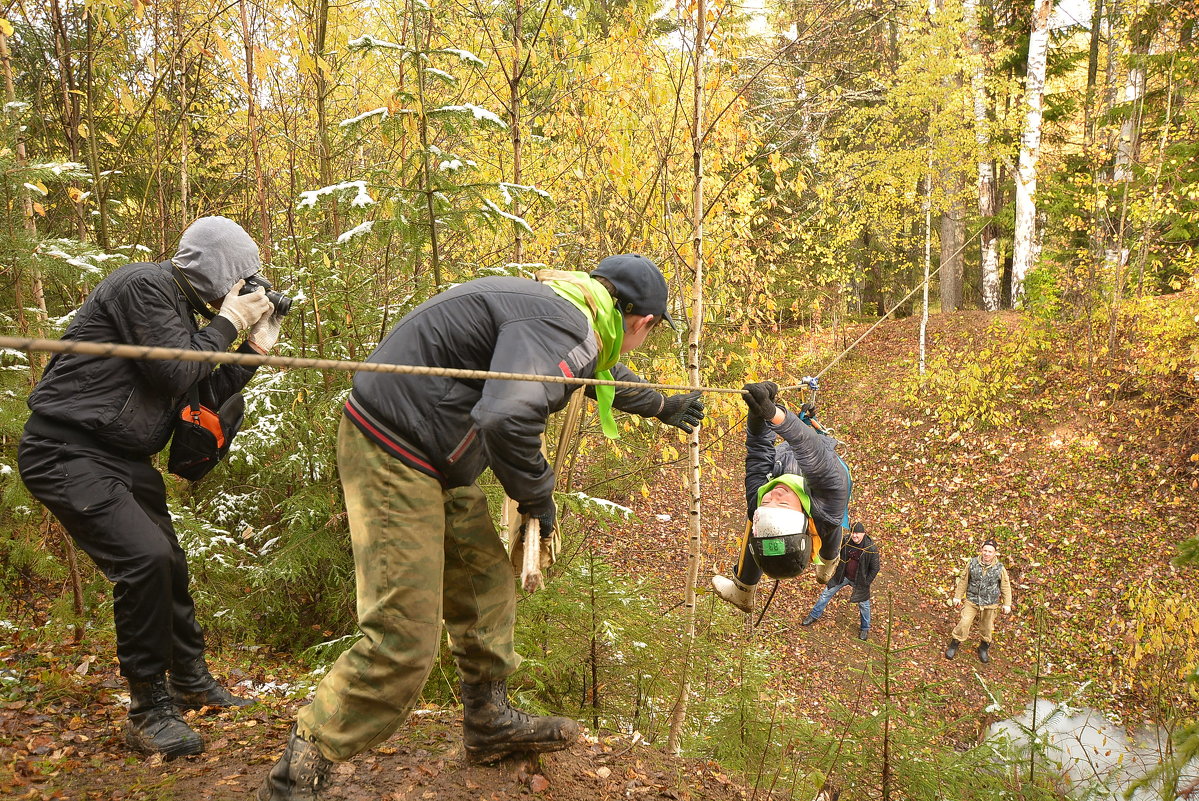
[[537, 270, 625, 439]]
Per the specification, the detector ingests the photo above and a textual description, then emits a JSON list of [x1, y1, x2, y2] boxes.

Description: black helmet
[[748, 506, 812, 579]]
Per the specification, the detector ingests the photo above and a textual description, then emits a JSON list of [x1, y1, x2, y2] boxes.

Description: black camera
[[240, 274, 292, 316]]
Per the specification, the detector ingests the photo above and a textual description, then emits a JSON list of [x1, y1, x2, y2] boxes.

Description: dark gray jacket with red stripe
[[345, 276, 666, 516]]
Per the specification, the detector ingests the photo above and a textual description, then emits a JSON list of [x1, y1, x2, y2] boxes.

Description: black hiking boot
[[125, 676, 205, 759], [801, 615, 818, 626], [945, 639, 960, 660], [258, 725, 332, 801], [858, 628, 869, 641], [169, 654, 255, 710], [461, 680, 580, 763], [978, 641, 991, 664]]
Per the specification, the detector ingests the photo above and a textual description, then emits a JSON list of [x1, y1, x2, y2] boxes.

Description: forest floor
[[2, 309, 1197, 800]]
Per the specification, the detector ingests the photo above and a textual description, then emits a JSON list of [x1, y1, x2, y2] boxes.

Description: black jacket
[[829, 533, 880, 602], [744, 408, 852, 562], [346, 276, 665, 514], [26, 261, 258, 458]]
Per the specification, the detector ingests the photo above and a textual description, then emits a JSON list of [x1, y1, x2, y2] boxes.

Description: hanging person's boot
[[945, 639, 960, 660], [258, 725, 332, 801], [169, 654, 255, 710], [711, 574, 755, 614], [978, 641, 991, 664], [461, 679, 580, 762], [125, 676, 205, 758]]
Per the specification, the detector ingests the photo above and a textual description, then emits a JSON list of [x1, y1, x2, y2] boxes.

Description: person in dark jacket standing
[[800, 522, 879, 640], [946, 538, 1012, 663], [711, 381, 852, 614], [18, 216, 282, 759], [259, 254, 705, 801]]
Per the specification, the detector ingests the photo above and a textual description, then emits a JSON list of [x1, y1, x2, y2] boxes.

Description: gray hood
[[172, 216, 261, 303]]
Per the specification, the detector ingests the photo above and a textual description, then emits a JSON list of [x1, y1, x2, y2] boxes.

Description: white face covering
[[752, 506, 808, 539]]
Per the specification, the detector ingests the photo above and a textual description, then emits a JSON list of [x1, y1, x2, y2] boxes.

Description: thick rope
[[0, 335, 747, 396]]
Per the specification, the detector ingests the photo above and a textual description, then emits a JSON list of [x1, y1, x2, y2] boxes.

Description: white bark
[[1011, 0, 1054, 306], [667, 0, 705, 755], [964, 0, 1001, 310]]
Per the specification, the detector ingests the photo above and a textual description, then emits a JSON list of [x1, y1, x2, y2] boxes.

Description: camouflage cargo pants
[[297, 417, 520, 761]]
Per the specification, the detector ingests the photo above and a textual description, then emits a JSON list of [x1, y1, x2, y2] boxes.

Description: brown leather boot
[[257, 725, 332, 801], [461, 680, 580, 762], [169, 654, 254, 710], [125, 676, 205, 759]]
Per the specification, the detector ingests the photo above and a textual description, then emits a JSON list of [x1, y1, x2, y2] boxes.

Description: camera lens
[[268, 291, 292, 316]]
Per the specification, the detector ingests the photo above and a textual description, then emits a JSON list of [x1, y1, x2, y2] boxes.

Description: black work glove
[[656, 391, 705, 434], [742, 381, 778, 422], [520, 502, 556, 540]]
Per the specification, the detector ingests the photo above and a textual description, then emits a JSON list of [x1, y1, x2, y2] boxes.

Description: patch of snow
[[339, 107, 390, 128], [297, 181, 376, 209], [481, 199, 531, 234], [432, 104, 507, 128], [336, 221, 374, 244], [435, 47, 485, 67], [348, 34, 403, 51], [424, 67, 456, 83]]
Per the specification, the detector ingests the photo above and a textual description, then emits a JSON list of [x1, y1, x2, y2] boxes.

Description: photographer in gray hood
[[18, 216, 284, 759]]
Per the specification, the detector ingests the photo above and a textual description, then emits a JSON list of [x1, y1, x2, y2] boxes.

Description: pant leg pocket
[[60, 456, 130, 514]]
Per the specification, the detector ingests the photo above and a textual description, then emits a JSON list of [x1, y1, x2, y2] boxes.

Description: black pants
[[17, 434, 205, 681]]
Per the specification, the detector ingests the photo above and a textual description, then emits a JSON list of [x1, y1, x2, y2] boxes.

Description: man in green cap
[[259, 254, 704, 800]]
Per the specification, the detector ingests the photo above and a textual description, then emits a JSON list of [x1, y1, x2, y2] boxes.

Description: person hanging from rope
[[259, 254, 705, 801], [17, 216, 285, 759], [711, 380, 852, 614]]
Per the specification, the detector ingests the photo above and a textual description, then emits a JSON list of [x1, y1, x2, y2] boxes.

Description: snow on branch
[[498, 182, 551, 205], [336, 221, 374, 244], [297, 181, 376, 209], [424, 67, 457, 85], [339, 108, 390, 128], [347, 34, 406, 52], [432, 48, 486, 68], [481, 199, 532, 234], [431, 104, 507, 128]]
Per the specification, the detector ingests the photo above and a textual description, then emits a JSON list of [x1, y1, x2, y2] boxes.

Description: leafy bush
[[904, 321, 1055, 431]]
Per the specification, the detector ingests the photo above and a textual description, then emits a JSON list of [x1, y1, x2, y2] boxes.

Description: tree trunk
[[1011, 0, 1053, 306], [412, 2, 442, 289], [239, 0, 271, 260], [0, 29, 47, 381], [312, 0, 337, 237], [938, 199, 965, 311], [964, 0, 1000, 310], [667, 0, 705, 755], [510, 0, 524, 264], [48, 0, 87, 240]]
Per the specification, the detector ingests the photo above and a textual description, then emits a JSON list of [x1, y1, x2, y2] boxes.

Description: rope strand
[[0, 335, 747, 395]]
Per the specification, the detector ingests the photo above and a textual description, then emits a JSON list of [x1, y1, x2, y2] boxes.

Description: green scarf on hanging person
[[536, 270, 625, 439]]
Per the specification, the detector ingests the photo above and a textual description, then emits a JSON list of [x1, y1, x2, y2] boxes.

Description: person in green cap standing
[[259, 254, 704, 801]]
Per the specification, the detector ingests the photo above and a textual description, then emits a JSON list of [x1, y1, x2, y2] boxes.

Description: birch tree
[[964, 0, 1001, 310], [1011, 0, 1054, 305], [667, 0, 705, 755]]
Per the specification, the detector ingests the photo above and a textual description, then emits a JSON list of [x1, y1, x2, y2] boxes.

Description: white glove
[[216, 280, 272, 332], [1002, 605, 1011, 614], [952, 598, 963, 608], [248, 312, 282, 354]]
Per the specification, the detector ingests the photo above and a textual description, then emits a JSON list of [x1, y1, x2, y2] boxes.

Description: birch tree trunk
[[1011, 0, 1053, 306], [666, 0, 705, 755], [1106, 15, 1153, 348], [964, 0, 1001, 310]]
